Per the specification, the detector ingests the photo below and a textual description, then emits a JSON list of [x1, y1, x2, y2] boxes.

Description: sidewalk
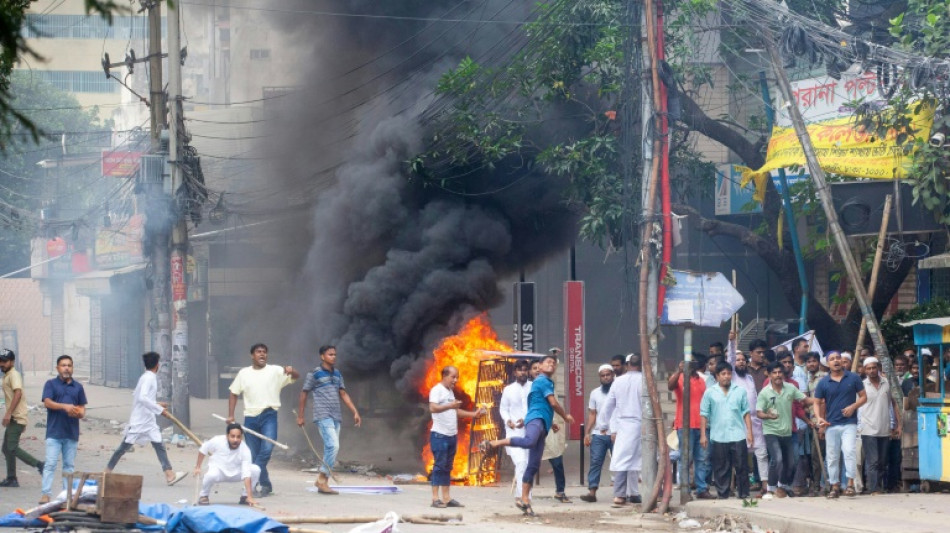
[[686, 493, 949, 533]]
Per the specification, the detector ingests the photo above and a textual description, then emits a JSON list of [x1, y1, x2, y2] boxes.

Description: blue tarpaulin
[[0, 512, 45, 528], [164, 505, 288, 533]]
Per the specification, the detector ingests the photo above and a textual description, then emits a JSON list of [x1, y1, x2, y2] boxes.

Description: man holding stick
[[105, 352, 187, 485], [428, 366, 485, 509], [194, 423, 259, 506], [296, 345, 361, 495], [227, 343, 299, 497]]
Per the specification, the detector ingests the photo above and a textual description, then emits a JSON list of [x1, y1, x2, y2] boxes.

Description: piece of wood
[[98, 472, 142, 524], [166, 412, 204, 446], [211, 413, 289, 450], [853, 194, 893, 372], [279, 514, 462, 525]]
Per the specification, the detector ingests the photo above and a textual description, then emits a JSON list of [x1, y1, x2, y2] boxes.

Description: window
[[250, 49, 270, 60], [23, 14, 163, 40], [18, 70, 118, 93]]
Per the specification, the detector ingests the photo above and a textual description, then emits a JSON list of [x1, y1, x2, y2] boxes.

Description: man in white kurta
[[194, 424, 260, 506], [105, 352, 186, 485], [604, 353, 643, 504], [500, 360, 531, 494]]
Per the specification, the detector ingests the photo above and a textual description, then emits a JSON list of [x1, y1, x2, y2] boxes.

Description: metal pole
[[168, 0, 190, 427], [680, 327, 692, 504], [147, 0, 173, 410], [765, 41, 901, 403], [579, 422, 585, 486]]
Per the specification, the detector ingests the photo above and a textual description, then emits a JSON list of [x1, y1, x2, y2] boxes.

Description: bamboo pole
[[279, 514, 461, 525], [852, 194, 893, 372]]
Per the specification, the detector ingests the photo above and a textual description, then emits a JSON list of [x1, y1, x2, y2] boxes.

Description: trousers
[[106, 441, 172, 472], [200, 464, 261, 497], [2, 422, 41, 479]]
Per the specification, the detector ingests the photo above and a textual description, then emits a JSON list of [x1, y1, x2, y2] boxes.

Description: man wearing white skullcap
[[579, 364, 616, 503], [858, 356, 900, 494], [604, 353, 644, 505]]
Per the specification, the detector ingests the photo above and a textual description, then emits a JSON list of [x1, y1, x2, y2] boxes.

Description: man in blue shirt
[[296, 345, 361, 495], [39, 355, 87, 504], [700, 361, 753, 499], [481, 355, 574, 517], [815, 351, 866, 498]]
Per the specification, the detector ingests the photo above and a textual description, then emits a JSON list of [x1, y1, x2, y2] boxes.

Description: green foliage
[[0, 72, 105, 275], [881, 299, 950, 355], [0, 0, 137, 151]]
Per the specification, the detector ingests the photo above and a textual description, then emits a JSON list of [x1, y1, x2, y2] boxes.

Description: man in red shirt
[[668, 353, 712, 499]]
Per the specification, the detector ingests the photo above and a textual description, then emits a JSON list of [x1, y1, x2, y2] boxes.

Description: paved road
[[0, 375, 676, 532]]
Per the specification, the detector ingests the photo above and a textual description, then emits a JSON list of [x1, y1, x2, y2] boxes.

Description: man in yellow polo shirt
[[227, 343, 299, 497]]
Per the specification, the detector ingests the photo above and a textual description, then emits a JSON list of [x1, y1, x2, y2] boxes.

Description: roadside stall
[[899, 317, 950, 492]]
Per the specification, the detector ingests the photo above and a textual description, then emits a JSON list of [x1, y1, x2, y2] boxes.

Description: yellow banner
[[739, 106, 934, 203]]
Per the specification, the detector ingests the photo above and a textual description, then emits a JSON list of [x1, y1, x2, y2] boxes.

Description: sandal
[[197, 496, 210, 506], [515, 499, 529, 512], [554, 493, 572, 503], [445, 499, 465, 508], [827, 486, 840, 499], [843, 485, 856, 497], [523, 505, 538, 518], [431, 499, 447, 508]]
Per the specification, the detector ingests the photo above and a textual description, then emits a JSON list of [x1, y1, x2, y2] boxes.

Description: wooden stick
[[279, 514, 462, 525], [852, 194, 893, 372], [193, 473, 200, 506], [166, 412, 204, 446], [211, 414, 289, 450], [731, 269, 738, 333], [292, 409, 341, 482]]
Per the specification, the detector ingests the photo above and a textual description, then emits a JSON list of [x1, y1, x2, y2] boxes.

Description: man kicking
[[194, 423, 260, 506], [481, 354, 574, 517], [105, 352, 187, 486]]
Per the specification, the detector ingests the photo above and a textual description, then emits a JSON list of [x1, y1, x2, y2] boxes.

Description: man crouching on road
[[194, 423, 259, 507]]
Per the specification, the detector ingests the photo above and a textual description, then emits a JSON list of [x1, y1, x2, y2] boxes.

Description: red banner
[[101, 150, 144, 177], [564, 281, 585, 440], [171, 253, 186, 302]]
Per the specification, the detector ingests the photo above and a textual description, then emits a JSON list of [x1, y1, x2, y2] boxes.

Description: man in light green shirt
[[756, 361, 818, 499], [700, 361, 753, 499]]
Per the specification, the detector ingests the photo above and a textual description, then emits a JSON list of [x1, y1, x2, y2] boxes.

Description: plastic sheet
[[0, 511, 45, 528], [164, 505, 288, 533]]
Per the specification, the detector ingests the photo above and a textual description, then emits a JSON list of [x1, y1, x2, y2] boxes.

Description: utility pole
[[168, 0, 190, 426], [765, 41, 901, 401], [145, 0, 173, 409]]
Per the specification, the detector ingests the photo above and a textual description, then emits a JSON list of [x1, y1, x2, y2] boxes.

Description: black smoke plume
[[255, 1, 578, 396]]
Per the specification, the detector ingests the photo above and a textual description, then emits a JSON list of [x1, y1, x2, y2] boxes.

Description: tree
[[0, 0, 138, 151], [410, 0, 927, 350], [0, 72, 106, 276]]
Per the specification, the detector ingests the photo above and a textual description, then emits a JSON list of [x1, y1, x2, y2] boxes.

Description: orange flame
[[420, 314, 512, 484]]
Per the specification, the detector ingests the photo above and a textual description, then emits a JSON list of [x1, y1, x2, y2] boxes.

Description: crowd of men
[[580, 332, 911, 503], [0, 343, 360, 506]]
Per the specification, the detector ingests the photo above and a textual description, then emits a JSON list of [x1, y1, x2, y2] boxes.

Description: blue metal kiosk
[[900, 317, 950, 491]]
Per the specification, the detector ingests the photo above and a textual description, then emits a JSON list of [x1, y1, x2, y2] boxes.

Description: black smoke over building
[[253, 0, 578, 396]]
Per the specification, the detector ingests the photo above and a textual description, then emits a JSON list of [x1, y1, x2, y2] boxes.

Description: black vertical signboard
[[512, 282, 536, 352]]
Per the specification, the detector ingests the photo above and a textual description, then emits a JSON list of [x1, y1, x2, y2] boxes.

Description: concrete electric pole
[[167, 0, 191, 427], [145, 0, 173, 409]]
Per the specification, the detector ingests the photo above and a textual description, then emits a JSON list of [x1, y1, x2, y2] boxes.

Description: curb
[[684, 500, 871, 533]]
